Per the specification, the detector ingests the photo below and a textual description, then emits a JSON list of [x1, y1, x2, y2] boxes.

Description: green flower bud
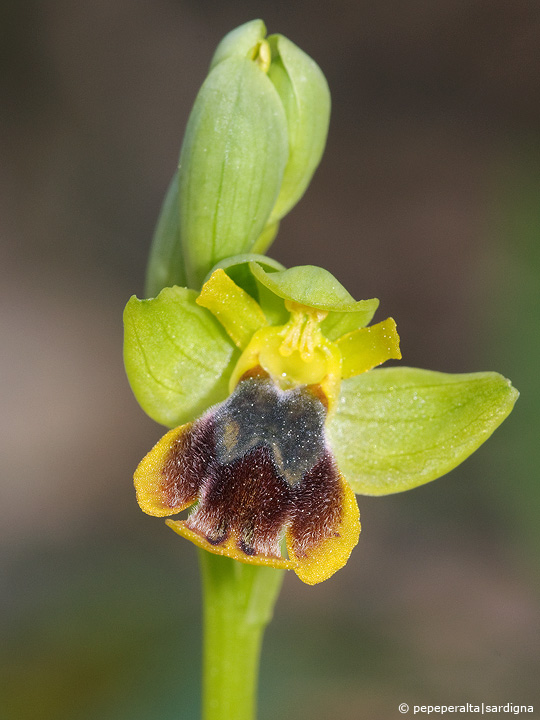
[[209, 19, 266, 68], [265, 34, 330, 224], [211, 22, 331, 236], [179, 52, 288, 289], [145, 21, 331, 295]]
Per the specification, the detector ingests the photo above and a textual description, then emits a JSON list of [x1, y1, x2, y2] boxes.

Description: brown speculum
[[161, 372, 343, 561]]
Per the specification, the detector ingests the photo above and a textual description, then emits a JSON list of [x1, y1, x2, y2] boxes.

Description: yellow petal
[[337, 317, 401, 379], [196, 269, 267, 349]]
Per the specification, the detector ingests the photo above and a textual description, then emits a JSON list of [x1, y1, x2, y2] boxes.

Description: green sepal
[[249, 262, 371, 310], [266, 33, 331, 223], [327, 367, 519, 496], [123, 287, 238, 428], [209, 19, 266, 69], [179, 56, 288, 289], [249, 262, 379, 333], [144, 171, 185, 298]]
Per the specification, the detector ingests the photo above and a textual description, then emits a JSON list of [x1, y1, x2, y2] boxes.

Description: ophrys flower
[[125, 261, 517, 584]]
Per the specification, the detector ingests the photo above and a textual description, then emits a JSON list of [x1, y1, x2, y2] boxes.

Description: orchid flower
[[125, 260, 517, 585]]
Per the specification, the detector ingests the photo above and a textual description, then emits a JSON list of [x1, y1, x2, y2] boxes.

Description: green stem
[[199, 551, 285, 720]]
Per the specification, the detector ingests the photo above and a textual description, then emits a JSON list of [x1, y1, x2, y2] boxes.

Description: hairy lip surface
[[162, 376, 342, 559]]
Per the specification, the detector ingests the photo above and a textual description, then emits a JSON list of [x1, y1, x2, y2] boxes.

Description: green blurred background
[[1, 2, 539, 718]]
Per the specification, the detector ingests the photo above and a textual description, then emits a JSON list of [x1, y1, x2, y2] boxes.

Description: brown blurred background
[[1, 2, 539, 719]]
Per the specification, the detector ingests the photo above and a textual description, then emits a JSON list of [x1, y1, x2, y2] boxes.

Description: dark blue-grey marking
[[213, 377, 326, 485]]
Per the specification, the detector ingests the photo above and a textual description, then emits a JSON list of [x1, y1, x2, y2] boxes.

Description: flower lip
[[134, 369, 360, 584]]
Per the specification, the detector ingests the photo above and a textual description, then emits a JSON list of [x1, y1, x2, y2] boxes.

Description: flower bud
[[179, 36, 288, 288], [209, 18, 266, 68], [145, 20, 331, 293], [265, 34, 330, 224]]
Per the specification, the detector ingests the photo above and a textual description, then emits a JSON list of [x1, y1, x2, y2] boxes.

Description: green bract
[[145, 20, 331, 296]]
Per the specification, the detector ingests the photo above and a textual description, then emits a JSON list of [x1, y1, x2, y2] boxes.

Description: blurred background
[[1, 1, 539, 718]]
